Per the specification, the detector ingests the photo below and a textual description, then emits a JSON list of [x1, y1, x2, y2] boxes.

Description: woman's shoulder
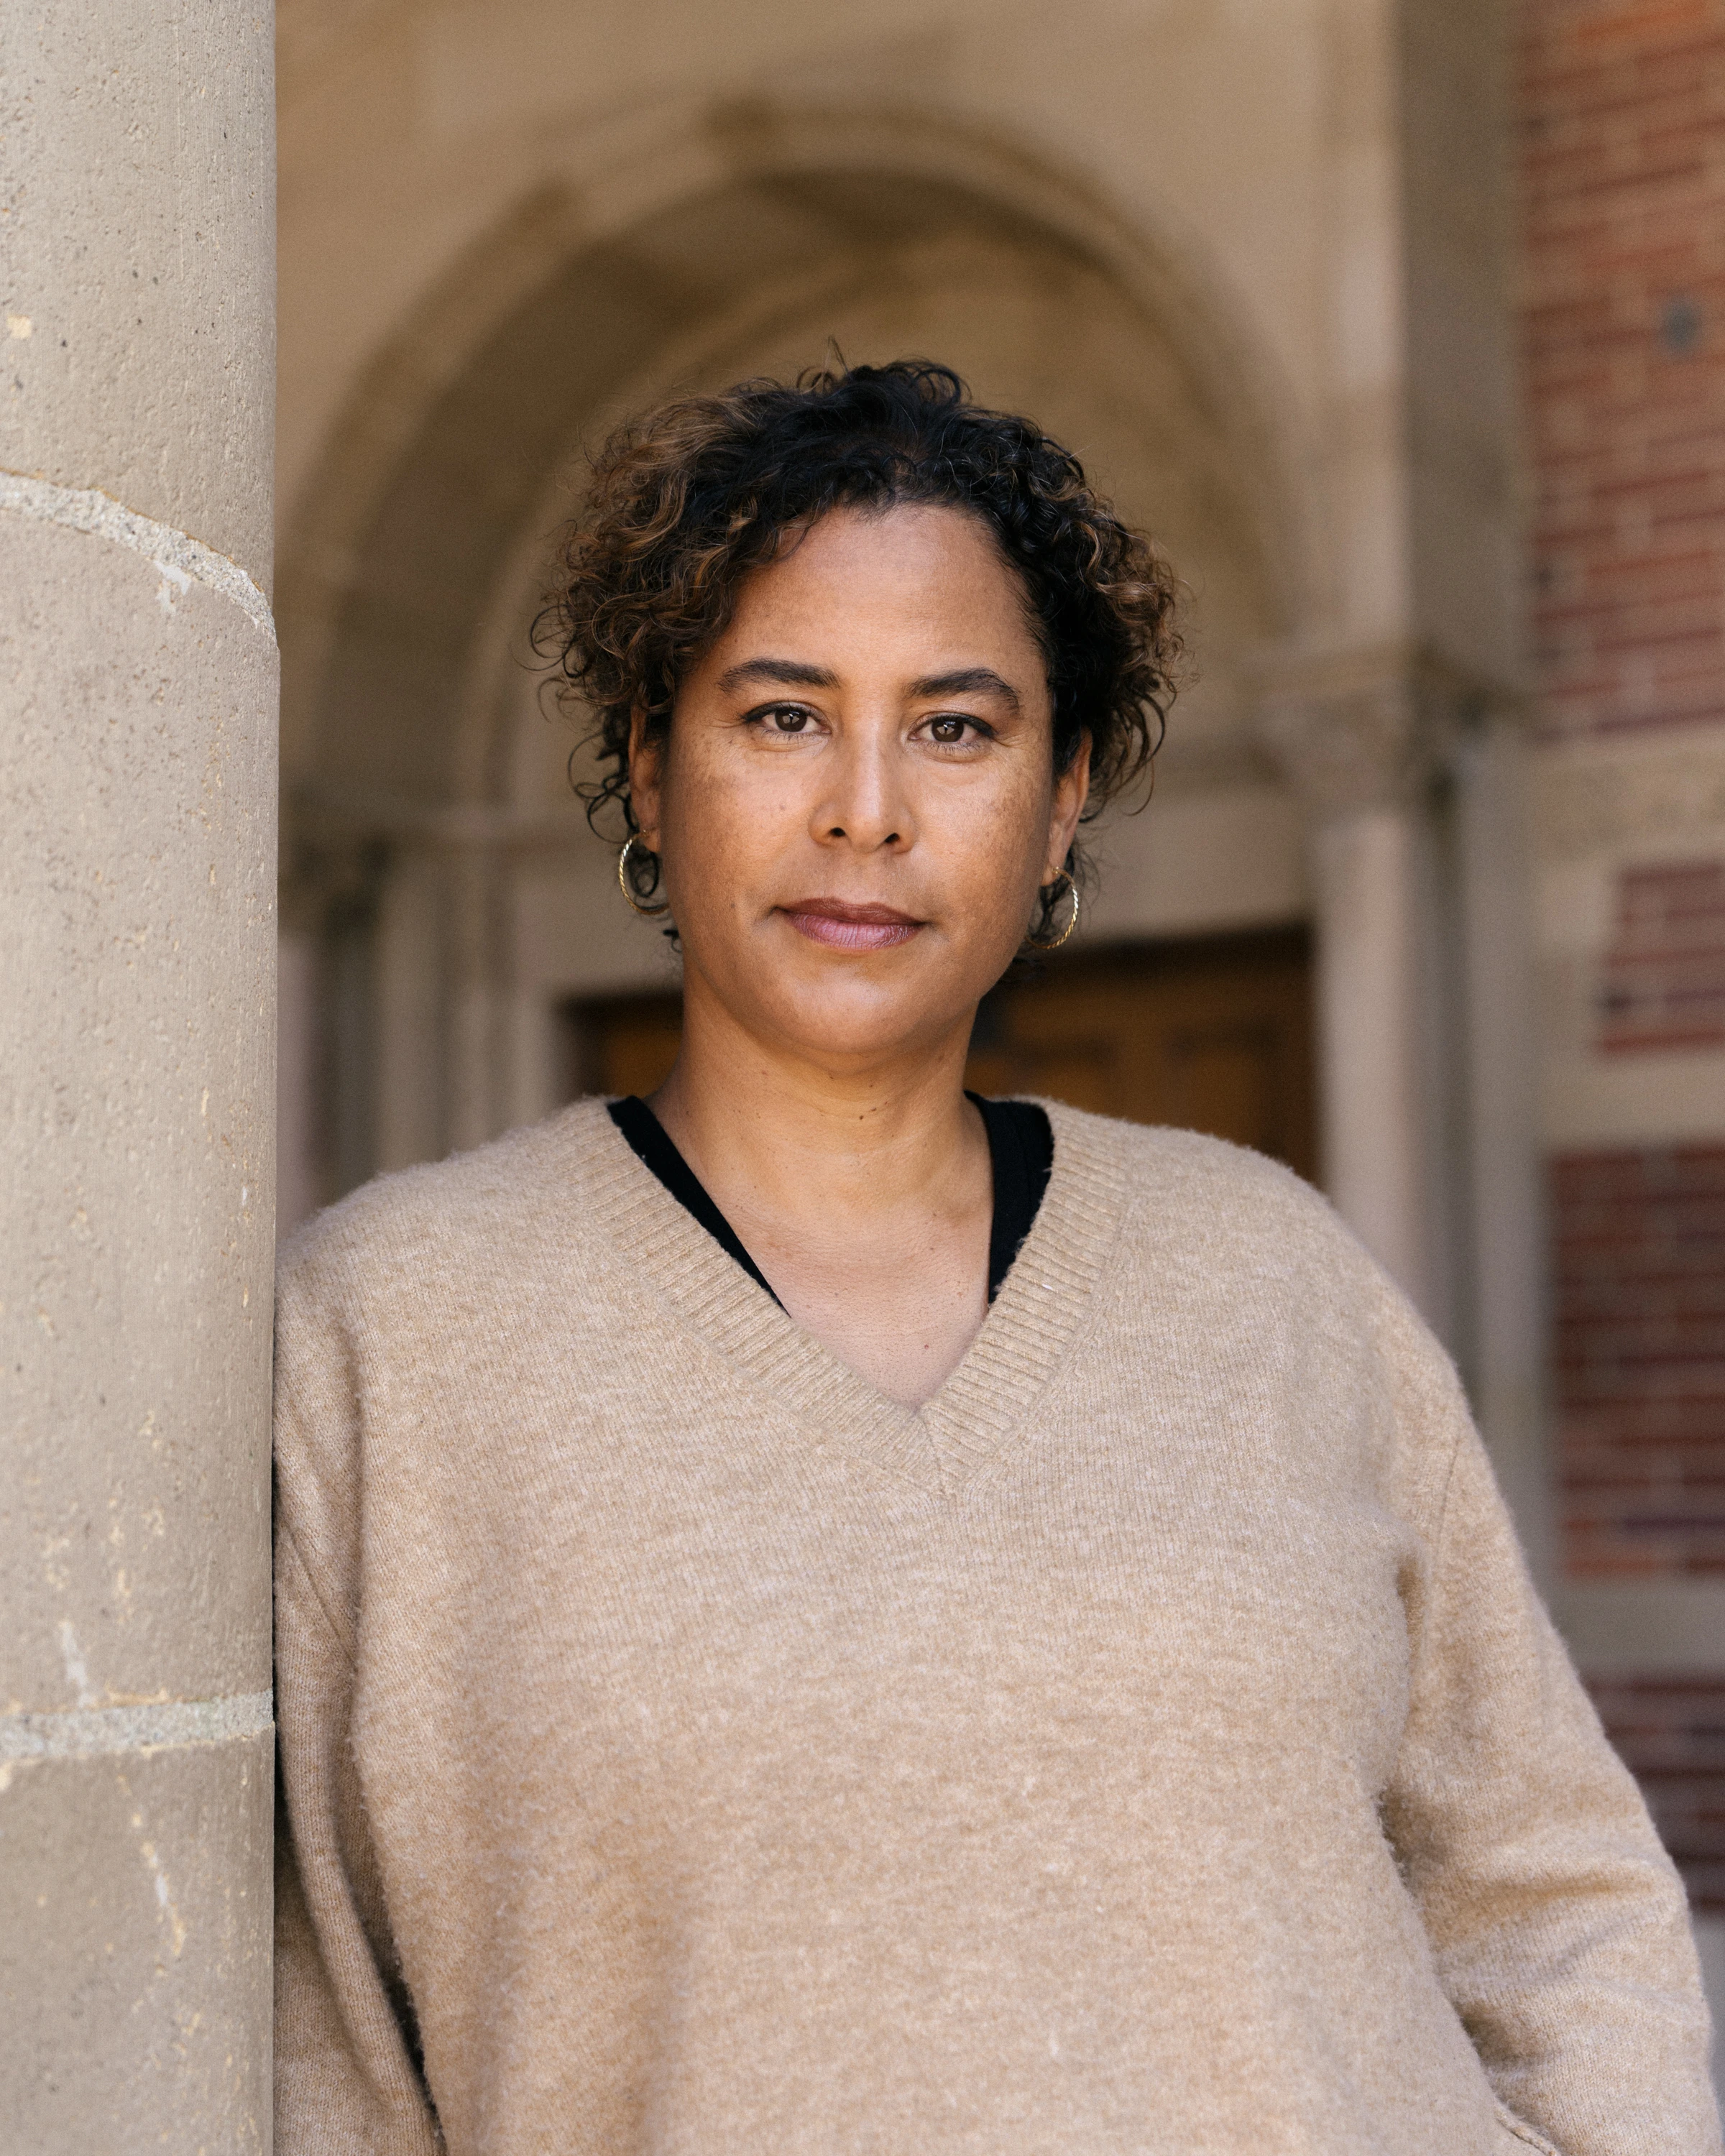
[[1042, 1100, 1466, 1445], [1041, 1099, 1342, 1247], [277, 1096, 617, 1318]]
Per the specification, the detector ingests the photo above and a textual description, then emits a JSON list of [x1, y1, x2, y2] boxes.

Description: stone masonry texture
[[0, 4, 277, 2150], [0, 518, 277, 1715], [0, 5, 276, 587], [0, 1734, 274, 2149]]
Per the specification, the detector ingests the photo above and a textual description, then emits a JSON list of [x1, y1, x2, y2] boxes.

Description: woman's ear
[[1045, 732, 1091, 883], [626, 708, 665, 852]]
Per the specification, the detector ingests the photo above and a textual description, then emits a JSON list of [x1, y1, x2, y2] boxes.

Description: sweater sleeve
[[274, 1256, 443, 2156], [1381, 1310, 1721, 2156]]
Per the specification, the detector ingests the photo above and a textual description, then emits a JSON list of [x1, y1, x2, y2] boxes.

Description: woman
[[274, 363, 1718, 2154]]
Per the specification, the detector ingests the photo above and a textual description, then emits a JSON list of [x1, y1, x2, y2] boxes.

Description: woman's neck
[[650, 1013, 981, 1222], [645, 983, 993, 1407]]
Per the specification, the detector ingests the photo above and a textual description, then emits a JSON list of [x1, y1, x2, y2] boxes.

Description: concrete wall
[[0, 6, 278, 2149]]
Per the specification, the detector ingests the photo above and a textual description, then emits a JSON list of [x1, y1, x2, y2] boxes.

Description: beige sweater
[[274, 1097, 1719, 2156]]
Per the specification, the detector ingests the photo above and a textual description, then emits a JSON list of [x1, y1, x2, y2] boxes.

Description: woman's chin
[[748, 990, 976, 1076], [684, 921, 1016, 1072]]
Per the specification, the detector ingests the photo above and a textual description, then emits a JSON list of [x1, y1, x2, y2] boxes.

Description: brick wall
[[1552, 1145, 1725, 1574], [1556, 1143, 1725, 1897], [1522, 0, 1725, 745], [1522, 0, 1725, 1903], [1588, 1678, 1725, 1904], [1598, 859, 1725, 1051], [1524, 1, 1725, 1552], [1527, 0, 1725, 1897]]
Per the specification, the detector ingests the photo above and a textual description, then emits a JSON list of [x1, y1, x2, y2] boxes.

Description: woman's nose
[[812, 730, 914, 852]]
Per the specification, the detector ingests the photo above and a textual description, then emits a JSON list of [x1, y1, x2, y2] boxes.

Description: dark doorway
[[564, 926, 1317, 1181]]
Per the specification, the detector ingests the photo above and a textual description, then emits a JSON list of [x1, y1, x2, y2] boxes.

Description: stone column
[[1259, 648, 1555, 1581], [1, 9, 277, 2152], [1259, 648, 1456, 1330], [1453, 714, 1556, 1591], [1306, 806, 1435, 1313]]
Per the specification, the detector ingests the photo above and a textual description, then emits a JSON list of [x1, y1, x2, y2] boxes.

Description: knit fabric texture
[[273, 1097, 1721, 2155]]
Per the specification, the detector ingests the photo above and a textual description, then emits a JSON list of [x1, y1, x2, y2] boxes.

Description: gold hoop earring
[[1027, 872, 1080, 951], [617, 834, 670, 919]]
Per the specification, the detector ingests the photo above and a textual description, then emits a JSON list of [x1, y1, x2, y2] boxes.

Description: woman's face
[[630, 502, 1088, 1073]]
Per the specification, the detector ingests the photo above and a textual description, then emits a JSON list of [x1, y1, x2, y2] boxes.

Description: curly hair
[[535, 361, 1182, 929]]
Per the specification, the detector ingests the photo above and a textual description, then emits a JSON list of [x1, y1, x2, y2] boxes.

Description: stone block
[[0, 515, 277, 1715], [0, 2, 275, 588], [0, 1730, 272, 2156]]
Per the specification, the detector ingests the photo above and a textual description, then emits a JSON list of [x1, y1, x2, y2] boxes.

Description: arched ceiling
[[285, 154, 1304, 823]]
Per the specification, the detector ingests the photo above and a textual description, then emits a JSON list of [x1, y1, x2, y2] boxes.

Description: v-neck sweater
[[272, 1097, 1718, 2156], [605, 1090, 1054, 1308]]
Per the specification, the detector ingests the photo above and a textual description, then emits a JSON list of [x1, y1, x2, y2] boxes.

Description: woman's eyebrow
[[716, 657, 840, 693], [908, 666, 1021, 711], [715, 657, 1023, 711]]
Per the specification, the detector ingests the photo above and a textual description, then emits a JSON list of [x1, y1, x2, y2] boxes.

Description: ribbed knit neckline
[[569, 1095, 1127, 1497]]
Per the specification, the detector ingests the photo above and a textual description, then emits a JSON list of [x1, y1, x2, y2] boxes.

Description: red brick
[[1582, 1675, 1725, 1904], [1521, 0, 1725, 747], [1552, 1145, 1725, 1575]]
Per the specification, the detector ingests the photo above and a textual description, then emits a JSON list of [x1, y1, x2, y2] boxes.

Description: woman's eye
[[763, 706, 809, 733], [926, 714, 975, 745]]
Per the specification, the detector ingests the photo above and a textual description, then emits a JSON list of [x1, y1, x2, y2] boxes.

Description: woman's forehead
[[725, 504, 1042, 648]]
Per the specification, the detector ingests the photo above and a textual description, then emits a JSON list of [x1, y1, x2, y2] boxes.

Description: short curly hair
[[536, 361, 1182, 927]]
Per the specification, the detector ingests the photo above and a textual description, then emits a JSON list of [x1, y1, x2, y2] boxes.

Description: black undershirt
[[607, 1093, 1053, 1310]]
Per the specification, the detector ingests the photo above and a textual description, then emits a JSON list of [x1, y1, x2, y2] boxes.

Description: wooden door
[[966, 929, 1317, 1181], [566, 927, 1317, 1182]]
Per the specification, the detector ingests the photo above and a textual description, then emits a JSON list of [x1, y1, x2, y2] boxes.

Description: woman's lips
[[779, 900, 924, 952]]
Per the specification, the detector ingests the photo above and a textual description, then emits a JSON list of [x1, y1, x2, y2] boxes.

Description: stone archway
[[277, 108, 1310, 1211]]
